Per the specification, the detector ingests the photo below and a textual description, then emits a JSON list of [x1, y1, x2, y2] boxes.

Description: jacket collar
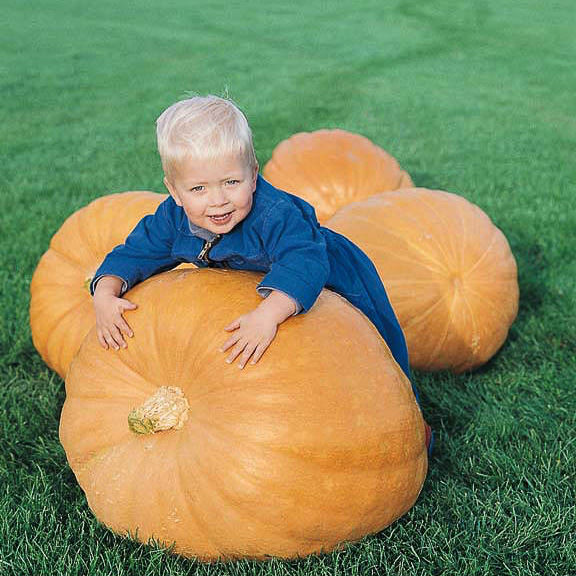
[[187, 220, 218, 241]]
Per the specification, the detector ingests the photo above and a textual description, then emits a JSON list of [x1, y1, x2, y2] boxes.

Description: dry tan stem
[[128, 386, 189, 435]]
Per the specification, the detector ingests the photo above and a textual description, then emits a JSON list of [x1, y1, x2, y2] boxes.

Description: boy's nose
[[209, 187, 228, 206]]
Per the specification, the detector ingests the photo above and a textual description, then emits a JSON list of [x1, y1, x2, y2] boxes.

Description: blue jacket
[[91, 175, 412, 382]]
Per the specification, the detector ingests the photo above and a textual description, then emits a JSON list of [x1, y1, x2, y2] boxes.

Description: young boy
[[91, 95, 431, 449]]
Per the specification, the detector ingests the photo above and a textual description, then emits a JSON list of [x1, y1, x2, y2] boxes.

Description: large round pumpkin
[[30, 191, 172, 378], [60, 268, 427, 561], [262, 129, 413, 223], [327, 188, 519, 373]]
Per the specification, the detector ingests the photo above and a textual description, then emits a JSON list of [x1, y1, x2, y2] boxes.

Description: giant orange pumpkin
[[263, 129, 413, 223], [30, 191, 174, 378], [327, 188, 519, 373], [60, 268, 428, 561]]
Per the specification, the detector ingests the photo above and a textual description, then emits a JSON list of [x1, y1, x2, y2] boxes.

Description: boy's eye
[[226, 179, 239, 186], [189, 186, 205, 193]]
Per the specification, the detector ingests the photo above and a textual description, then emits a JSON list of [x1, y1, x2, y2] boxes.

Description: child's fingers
[[102, 329, 120, 351], [97, 330, 109, 350], [119, 299, 138, 310], [224, 318, 241, 331], [238, 343, 258, 369], [225, 339, 246, 365], [220, 333, 241, 353], [117, 317, 134, 338], [249, 342, 269, 365], [108, 326, 126, 350], [111, 325, 127, 348]]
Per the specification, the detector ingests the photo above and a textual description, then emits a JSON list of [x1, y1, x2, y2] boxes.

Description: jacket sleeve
[[90, 199, 181, 295], [256, 200, 330, 313]]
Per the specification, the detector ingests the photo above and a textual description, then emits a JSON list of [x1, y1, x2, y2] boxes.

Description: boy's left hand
[[220, 308, 279, 369]]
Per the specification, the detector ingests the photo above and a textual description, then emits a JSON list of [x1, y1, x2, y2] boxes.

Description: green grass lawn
[[1, 0, 575, 574]]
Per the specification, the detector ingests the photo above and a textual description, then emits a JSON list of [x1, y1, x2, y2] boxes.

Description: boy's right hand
[[93, 277, 138, 350]]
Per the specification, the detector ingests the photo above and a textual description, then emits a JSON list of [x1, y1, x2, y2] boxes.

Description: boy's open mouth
[[208, 211, 234, 224]]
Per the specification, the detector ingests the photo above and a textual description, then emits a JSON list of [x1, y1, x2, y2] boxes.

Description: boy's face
[[164, 153, 258, 234]]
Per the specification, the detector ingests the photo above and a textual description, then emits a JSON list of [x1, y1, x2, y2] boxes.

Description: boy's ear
[[252, 162, 259, 188], [164, 176, 182, 206]]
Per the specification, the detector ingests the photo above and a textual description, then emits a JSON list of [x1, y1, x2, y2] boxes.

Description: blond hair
[[156, 95, 257, 179]]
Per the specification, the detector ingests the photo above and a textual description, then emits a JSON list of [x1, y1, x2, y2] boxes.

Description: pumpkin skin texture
[[30, 191, 174, 378], [262, 129, 413, 223], [60, 268, 428, 561], [327, 188, 519, 373]]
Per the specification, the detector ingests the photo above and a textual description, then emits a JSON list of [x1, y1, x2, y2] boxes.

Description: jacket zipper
[[198, 234, 222, 264]]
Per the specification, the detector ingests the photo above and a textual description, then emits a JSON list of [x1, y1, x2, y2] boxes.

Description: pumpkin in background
[[263, 129, 413, 223], [60, 268, 427, 561], [327, 188, 519, 373], [30, 191, 181, 378]]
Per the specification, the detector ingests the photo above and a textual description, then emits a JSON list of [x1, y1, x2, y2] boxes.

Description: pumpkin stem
[[128, 386, 189, 435]]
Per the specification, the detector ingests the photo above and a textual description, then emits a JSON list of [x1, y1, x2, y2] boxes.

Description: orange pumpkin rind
[[263, 129, 413, 223], [327, 188, 519, 373], [60, 268, 428, 561]]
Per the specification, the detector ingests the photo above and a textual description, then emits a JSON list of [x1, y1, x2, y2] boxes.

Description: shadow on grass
[[512, 239, 547, 316]]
